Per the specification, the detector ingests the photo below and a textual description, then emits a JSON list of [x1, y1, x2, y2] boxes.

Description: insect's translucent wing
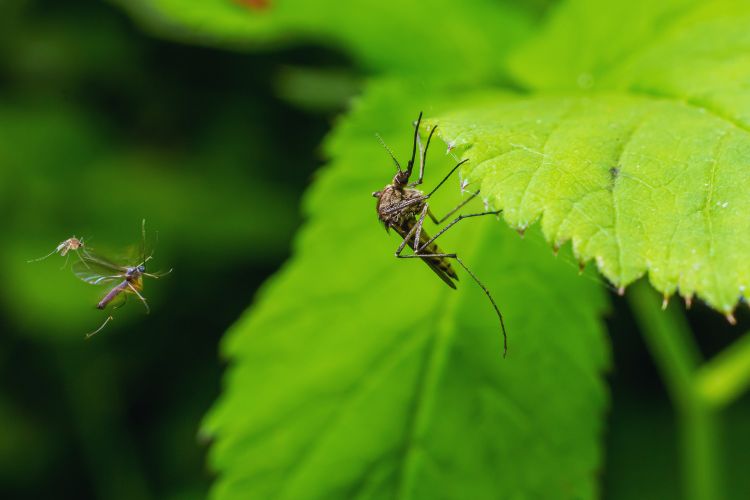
[[80, 252, 127, 271], [72, 259, 123, 286]]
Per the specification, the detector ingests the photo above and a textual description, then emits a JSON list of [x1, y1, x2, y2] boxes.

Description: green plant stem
[[695, 331, 750, 408], [627, 281, 721, 500]]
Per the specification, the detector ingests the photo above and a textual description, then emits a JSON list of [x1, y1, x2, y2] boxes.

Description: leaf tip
[[661, 294, 670, 310], [617, 286, 625, 296], [725, 312, 737, 325], [684, 294, 694, 309]]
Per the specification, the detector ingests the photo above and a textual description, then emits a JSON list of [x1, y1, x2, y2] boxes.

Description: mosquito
[[27, 236, 91, 268], [73, 220, 172, 338], [372, 112, 508, 356]]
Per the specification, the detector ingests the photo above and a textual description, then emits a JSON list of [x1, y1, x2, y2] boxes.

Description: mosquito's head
[[371, 190, 382, 199], [128, 264, 146, 277], [392, 170, 410, 187]]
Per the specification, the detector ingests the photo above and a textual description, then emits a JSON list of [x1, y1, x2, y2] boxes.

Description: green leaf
[[113, 0, 534, 82], [427, 0, 750, 314], [204, 80, 609, 499]]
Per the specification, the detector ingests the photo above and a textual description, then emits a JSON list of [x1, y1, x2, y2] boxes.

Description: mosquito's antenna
[[376, 133, 402, 173], [405, 111, 423, 177], [85, 315, 114, 339]]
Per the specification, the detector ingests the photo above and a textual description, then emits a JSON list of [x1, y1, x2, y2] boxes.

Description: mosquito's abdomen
[[397, 220, 458, 287], [417, 232, 458, 279], [97, 280, 128, 309]]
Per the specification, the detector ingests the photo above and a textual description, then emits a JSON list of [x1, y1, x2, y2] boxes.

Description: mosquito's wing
[[72, 254, 125, 285], [81, 252, 127, 271]]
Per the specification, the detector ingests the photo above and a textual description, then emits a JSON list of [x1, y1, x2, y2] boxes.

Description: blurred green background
[[2, 0, 750, 499]]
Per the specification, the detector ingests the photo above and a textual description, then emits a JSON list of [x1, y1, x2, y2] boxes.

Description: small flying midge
[[27, 236, 91, 268], [73, 220, 172, 338], [372, 112, 508, 356]]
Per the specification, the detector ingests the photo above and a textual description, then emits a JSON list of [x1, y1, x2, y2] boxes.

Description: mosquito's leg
[[143, 239, 157, 265], [127, 283, 150, 314], [86, 315, 114, 339], [397, 252, 507, 356], [453, 255, 507, 357], [422, 193, 477, 226], [405, 112, 423, 178], [385, 161, 466, 214], [113, 294, 128, 310], [26, 248, 59, 263], [395, 219, 421, 257], [141, 219, 147, 266], [410, 124, 437, 187], [60, 252, 71, 270], [392, 206, 429, 257], [427, 207, 439, 225], [434, 190, 481, 224], [144, 268, 173, 279], [73, 249, 90, 269], [425, 159, 469, 198], [418, 210, 502, 253], [415, 127, 423, 181], [80, 247, 93, 261], [413, 205, 430, 250], [383, 195, 429, 216]]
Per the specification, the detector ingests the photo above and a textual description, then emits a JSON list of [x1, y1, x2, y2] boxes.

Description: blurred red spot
[[233, 0, 270, 10]]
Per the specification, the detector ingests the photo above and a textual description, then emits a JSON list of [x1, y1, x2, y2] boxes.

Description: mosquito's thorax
[[58, 237, 83, 256], [126, 265, 145, 279], [374, 184, 425, 227]]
